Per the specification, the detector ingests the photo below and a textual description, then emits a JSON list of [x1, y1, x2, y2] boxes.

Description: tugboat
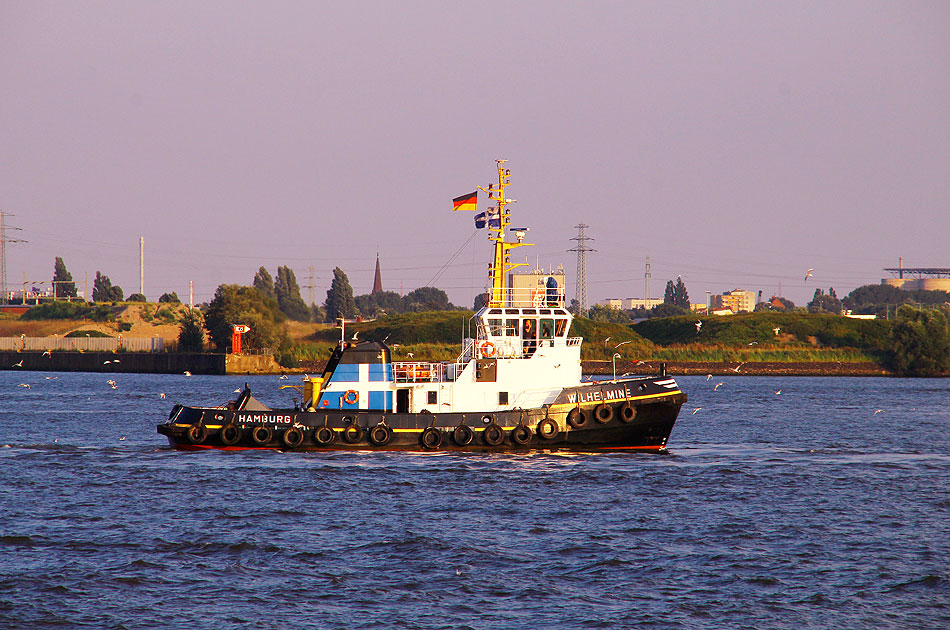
[[158, 161, 687, 452]]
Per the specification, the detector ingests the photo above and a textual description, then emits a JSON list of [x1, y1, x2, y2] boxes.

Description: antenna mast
[[478, 160, 531, 307], [568, 223, 595, 317], [644, 256, 652, 300]]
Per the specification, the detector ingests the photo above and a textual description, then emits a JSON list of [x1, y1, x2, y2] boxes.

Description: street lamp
[[705, 291, 711, 315], [612, 352, 621, 381]]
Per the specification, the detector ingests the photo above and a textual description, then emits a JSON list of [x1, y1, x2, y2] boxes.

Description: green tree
[[673, 276, 690, 309], [92, 271, 123, 302], [663, 280, 675, 304], [588, 304, 631, 323], [253, 267, 275, 300], [53, 257, 77, 299], [274, 266, 310, 321], [325, 267, 357, 323], [158, 292, 180, 303], [403, 286, 453, 311], [204, 284, 286, 352], [842, 284, 904, 311], [473, 292, 490, 311], [889, 305, 950, 376], [808, 288, 843, 314], [650, 302, 686, 318], [177, 308, 205, 352], [356, 290, 403, 318], [127, 293, 146, 302]]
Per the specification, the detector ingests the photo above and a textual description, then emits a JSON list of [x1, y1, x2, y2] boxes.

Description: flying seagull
[[12, 360, 23, 367], [695, 321, 703, 333], [804, 268, 814, 281], [773, 327, 781, 335]]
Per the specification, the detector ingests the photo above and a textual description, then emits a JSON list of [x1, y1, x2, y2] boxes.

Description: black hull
[[157, 391, 687, 453]]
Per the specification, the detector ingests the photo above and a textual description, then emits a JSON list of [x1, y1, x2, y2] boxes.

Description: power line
[[1, 212, 26, 305]]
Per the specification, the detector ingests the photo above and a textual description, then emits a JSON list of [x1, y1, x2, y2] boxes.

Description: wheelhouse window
[[427, 390, 437, 405], [505, 319, 518, 336], [498, 392, 509, 405], [540, 319, 554, 341], [554, 319, 568, 336], [522, 318, 538, 356], [487, 318, 503, 336]]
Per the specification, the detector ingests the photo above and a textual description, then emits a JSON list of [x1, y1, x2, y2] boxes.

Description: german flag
[[452, 191, 477, 211]]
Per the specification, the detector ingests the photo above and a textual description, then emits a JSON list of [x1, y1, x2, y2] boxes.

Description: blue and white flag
[[474, 212, 487, 229]]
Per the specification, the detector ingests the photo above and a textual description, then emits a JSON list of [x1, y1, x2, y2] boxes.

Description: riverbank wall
[[0, 351, 225, 375]]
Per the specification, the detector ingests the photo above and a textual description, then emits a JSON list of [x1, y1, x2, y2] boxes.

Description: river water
[[1, 372, 948, 629]]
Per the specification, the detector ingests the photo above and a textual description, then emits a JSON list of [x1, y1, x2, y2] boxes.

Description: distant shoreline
[[583, 360, 893, 377], [0, 353, 902, 377]]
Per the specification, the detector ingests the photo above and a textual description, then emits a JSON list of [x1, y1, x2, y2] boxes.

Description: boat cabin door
[[396, 388, 410, 413]]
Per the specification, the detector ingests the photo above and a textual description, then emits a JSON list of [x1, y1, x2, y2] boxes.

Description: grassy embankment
[[286, 310, 890, 369], [4, 305, 892, 373]]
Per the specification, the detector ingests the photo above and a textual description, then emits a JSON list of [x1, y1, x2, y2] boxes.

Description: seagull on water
[[159, 393, 166, 399], [278, 375, 289, 380], [18, 383, 31, 389], [183, 371, 192, 377]]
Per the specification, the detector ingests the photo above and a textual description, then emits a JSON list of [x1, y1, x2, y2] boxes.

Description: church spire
[[372, 253, 383, 294]]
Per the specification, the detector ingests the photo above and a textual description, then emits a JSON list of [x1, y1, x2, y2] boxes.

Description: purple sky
[[2, 1, 948, 309]]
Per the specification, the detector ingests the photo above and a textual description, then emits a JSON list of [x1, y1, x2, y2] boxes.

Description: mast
[[478, 160, 532, 307]]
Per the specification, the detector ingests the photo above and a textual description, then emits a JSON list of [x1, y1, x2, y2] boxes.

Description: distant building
[[882, 263, 950, 292], [509, 266, 566, 307], [882, 278, 950, 292], [709, 289, 756, 314], [599, 298, 664, 310]]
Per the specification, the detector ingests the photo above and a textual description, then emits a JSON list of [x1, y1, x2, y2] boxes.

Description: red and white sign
[[233, 325, 250, 334]]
